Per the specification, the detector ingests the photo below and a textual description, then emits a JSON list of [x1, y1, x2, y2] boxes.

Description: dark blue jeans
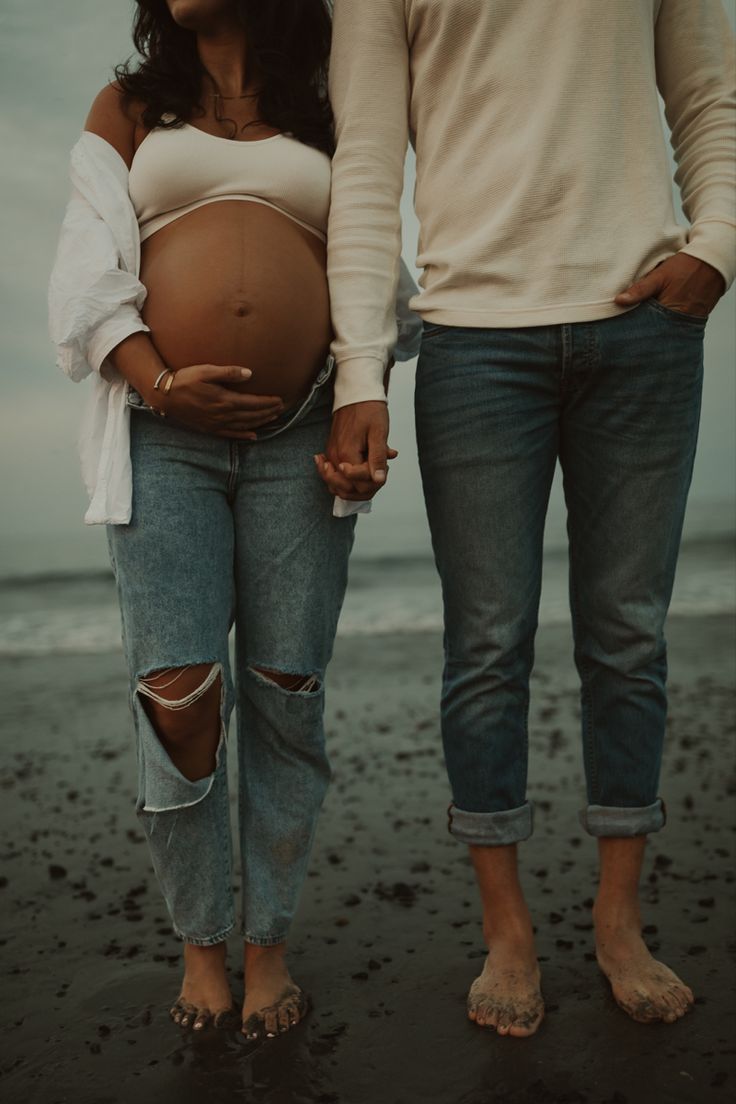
[[415, 300, 706, 845]]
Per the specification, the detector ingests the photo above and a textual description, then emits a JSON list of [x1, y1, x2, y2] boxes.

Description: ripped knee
[[137, 663, 221, 713], [250, 666, 321, 694], [136, 662, 223, 781]]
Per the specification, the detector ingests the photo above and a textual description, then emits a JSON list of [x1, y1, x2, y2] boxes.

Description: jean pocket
[[646, 298, 708, 328]]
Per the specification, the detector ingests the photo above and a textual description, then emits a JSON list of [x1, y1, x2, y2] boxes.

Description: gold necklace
[[208, 91, 259, 100]]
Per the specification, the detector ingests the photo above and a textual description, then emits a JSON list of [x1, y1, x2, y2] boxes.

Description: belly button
[[234, 304, 249, 318]]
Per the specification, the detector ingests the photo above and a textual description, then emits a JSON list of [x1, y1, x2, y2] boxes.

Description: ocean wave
[[0, 583, 733, 657]]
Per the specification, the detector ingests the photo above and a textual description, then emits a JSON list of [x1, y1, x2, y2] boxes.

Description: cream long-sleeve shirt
[[327, 0, 736, 409]]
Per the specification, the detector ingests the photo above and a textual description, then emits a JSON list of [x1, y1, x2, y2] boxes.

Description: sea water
[[0, 539, 733, 658]]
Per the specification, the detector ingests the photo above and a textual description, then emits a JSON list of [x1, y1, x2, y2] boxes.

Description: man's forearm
[[328, 0, 411, 402], [656, 0, 736, 290]]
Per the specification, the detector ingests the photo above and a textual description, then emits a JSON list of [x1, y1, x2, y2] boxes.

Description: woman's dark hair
[[114, 0, 334, 155]]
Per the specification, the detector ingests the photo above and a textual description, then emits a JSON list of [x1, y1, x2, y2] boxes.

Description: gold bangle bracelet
[[163, 370, 176, 395]]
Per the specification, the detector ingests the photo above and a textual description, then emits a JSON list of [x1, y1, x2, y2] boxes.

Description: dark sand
[[1, 615, 734, 1104]]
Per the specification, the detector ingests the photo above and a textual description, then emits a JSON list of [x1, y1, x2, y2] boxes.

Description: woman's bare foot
[[170, 940, 237, 1031], [467, 932, 544, 1037], [241, 942, 310, 1040], [594, 905, 694, 1024]]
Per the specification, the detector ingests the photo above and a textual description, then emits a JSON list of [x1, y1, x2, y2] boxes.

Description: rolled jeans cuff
[[447, 800, 534, 846], [579, 797, 667, 838]]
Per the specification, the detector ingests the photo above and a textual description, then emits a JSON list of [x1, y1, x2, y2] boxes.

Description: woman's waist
[[128, 353, 335, 440]]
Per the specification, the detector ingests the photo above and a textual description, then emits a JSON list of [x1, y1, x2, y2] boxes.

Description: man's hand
[[615, 253, 725, 317], [314, 400, 398, 501]]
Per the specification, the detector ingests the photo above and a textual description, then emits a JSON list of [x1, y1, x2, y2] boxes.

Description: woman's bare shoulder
[[84, 82, 147, 169]]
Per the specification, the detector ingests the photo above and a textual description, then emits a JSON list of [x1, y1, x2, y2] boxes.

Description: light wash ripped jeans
[[107, 357, 356, 946]]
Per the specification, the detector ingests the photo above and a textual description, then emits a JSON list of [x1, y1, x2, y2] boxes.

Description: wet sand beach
[[1, 614, 734, 1104]]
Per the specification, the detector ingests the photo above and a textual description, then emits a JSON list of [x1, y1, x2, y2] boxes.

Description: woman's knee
[[136, 663, 223, 779]]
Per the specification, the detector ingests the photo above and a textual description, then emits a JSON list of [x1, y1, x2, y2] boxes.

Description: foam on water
[[0, 541, 733, 657]]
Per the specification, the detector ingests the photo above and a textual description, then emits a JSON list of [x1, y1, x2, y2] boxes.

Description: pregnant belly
[[140, 200, 332, 407]]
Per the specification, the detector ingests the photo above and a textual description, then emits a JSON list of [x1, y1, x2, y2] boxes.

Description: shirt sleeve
[[655, 0, 736, 288], [328, 0, 411, 410], [392, 259, 423, 364], [48, 183, 149, 383]]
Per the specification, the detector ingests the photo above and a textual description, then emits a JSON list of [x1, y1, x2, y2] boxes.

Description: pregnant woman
[[48, 0, 420, 1039]]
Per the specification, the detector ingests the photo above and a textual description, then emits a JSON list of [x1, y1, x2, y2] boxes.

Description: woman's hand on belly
[[154, 363, 284, 438]]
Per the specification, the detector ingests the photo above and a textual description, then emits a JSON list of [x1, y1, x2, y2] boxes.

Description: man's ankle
[[592, 895, 642, 933], [483, 910, 536, 949]]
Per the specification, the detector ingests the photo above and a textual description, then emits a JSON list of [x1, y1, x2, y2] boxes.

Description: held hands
[[146, 364, 284, 439], [314, 400, 398, 501], [615, 253, 725, 317]]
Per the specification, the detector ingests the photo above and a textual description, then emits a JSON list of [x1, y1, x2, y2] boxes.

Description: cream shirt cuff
[[679, 221, 736, 292], [332, 358, 387, 412], [333, 497, 372, 517]]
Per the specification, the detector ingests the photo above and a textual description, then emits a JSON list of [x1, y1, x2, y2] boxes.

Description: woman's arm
[[84, 82, 140, 168]]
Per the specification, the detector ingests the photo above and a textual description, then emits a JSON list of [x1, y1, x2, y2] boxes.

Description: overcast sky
[[1, 0, 734, 576]]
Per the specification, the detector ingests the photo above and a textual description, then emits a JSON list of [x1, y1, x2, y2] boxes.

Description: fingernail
[[338, 463, 348, 473], [240, 368, 251, 377], [373, 470, 386, 483], [618, 293, 633, 302], [313, 454, 319, 464]]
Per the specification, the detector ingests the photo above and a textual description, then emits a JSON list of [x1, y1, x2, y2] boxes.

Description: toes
[[666, 988, 687, 1016], [620, 984, 694, 1024], [242, 1011, 265, 1041], [495, 1005, 516, 1035], [470, 1001, 499, 1031], [507, 1004, 544, 1037], [170, 999, 199, 1029], [213, 1004, 240, 1030], [193, 1009, 212, 1031], [628, 1001, 659, 1024], [241, 989, 310, 1040], [669, 987, 693, 1019], [296, 990, 311, 1020]]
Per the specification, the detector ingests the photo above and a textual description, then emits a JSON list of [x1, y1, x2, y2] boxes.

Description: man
[[315, 0, 735, 1036]]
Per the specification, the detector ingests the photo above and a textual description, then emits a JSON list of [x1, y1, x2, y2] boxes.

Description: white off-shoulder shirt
[[48, 131, 422, 525]]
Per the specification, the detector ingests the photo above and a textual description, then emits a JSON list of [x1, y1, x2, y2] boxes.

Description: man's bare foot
[[467, 934, 544, 1038], [170, 940, 237, 1031], [594, 905, 694, 1024], [241, 942, 310, 1040], [466, 843, 544, 1037]]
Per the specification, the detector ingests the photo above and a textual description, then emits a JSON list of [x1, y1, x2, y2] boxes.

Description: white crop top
[[128, 118, 332, 243]]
